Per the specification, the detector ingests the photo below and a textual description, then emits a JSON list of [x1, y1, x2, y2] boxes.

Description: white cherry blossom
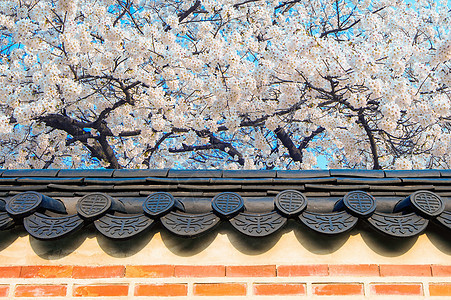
[[0, 0, 449, 170]]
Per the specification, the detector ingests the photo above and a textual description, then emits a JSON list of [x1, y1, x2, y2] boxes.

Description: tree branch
[[298, 126, 325, 151], [357, 111, 381, 170], [113, 0, 131, 27], [233, 0, 261, 8], [169, 130, 245, 165], [142, 132, 173, 167], [178, 0, 201, 22], [207, 133, 245, 165], [275, 127, 303, 162], [37, 114, 122, 169], [320, 19, 360, 38]]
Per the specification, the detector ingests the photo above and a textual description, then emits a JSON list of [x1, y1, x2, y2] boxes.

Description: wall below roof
[[0, 223, 450, 298]]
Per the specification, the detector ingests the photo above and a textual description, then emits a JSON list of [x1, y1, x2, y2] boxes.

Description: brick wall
[[0, 264, 450, 297]]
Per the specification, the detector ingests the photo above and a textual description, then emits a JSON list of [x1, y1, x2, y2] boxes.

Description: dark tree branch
[[113, 0, 131, 27], [98, 135, 121, 169], [169, 144, 215, 152], [142, 132, 173, 167], [178, 0, 201, 22], [275, 127, 303, 161], [298, 127, 325, 151], [169, 130, 245, 165], [119, 130, 141, 137], [357, 111, 381, 170], [43, 155, 56, 169], [275, 0, 301, 10], [233, 0, 261, 8], [207, 133, 245, 165], [319, 19, 360, 38], [66, 133, 95, 146], [36, 114, 122, 169]]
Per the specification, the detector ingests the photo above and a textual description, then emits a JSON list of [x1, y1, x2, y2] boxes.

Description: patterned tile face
[[143, 192, 175, 217], [343, 191, 376, 217], [6, 192, 41, 217], [212, 192, 243, 217], [76, 193, 112, 219], [275, 190, 307, 216]]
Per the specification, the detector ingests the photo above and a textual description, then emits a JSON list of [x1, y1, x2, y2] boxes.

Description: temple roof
[[0, 169, 450, 240]]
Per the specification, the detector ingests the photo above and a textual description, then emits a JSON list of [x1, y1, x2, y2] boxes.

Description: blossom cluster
[[0, 0, 449, 170]]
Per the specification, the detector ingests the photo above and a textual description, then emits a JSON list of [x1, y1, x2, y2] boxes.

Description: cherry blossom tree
[[0, 0, 449, 170]]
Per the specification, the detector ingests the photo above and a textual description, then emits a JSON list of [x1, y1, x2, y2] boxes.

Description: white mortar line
[[66, 281, 73, 297], [187, 278, 193, 298], [128, 280, 134, 297], [363, 280, 370, 296], [306, 281, 312, 297], [0, 275, 445, 284], [7, 282, 15, 298], [247, 277, 253, 296]]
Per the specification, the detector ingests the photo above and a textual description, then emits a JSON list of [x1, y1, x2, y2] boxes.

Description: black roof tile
[[48, 184, 115, 191], [273, 177, 336, 184], [276, 170, 330, 178], [113, 169, 168, 177], [58, 169, 114, 177], [385, 170, 441, 178], [305, 184, 370, 190], [2, 169, 60, 177], [84, 177, 148, 184], [177, 184, 242, 190], [0, 185, 49, 191], [113, 185, 177, 190], [17, 177, 84, 184], [223, 170, 276, 178], [210, 178, 274, 184], [335, 177, 401, 184], [400, 178, 451, 184], [330, 169, 385, 178], [0, 178, 18, 183], [369, 185, 435, 191], [146, 177, 212, 184], [168, 169, 222, 178], [245, 185, 305, 191]]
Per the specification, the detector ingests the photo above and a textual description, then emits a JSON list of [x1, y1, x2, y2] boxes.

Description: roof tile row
[[1, 169, 450, 178]]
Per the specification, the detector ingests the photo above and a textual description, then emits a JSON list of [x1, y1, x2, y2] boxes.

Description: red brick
[[73, 285, 128, 297], [432, 265, 451, 277], [380, 265, 431, 277], [193, 283, 247, 296], [0, 286, 8, 297], [135, 284, 187, 296], [370, 283, 423, 296], [0, 267, 21, 278], [254, 283, 306, 295], [227, 265, 276, 277], [72, 266, 125, 279], [312, 283, 364, 296], [15, 285, 67, 297], [278, 265, 328, 276], [430, 283, 451, 296], [20, 266, 73, 278], [329, 264, 379, 276], [126, 265, 173, 278], [175, 265, 225, 277]]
